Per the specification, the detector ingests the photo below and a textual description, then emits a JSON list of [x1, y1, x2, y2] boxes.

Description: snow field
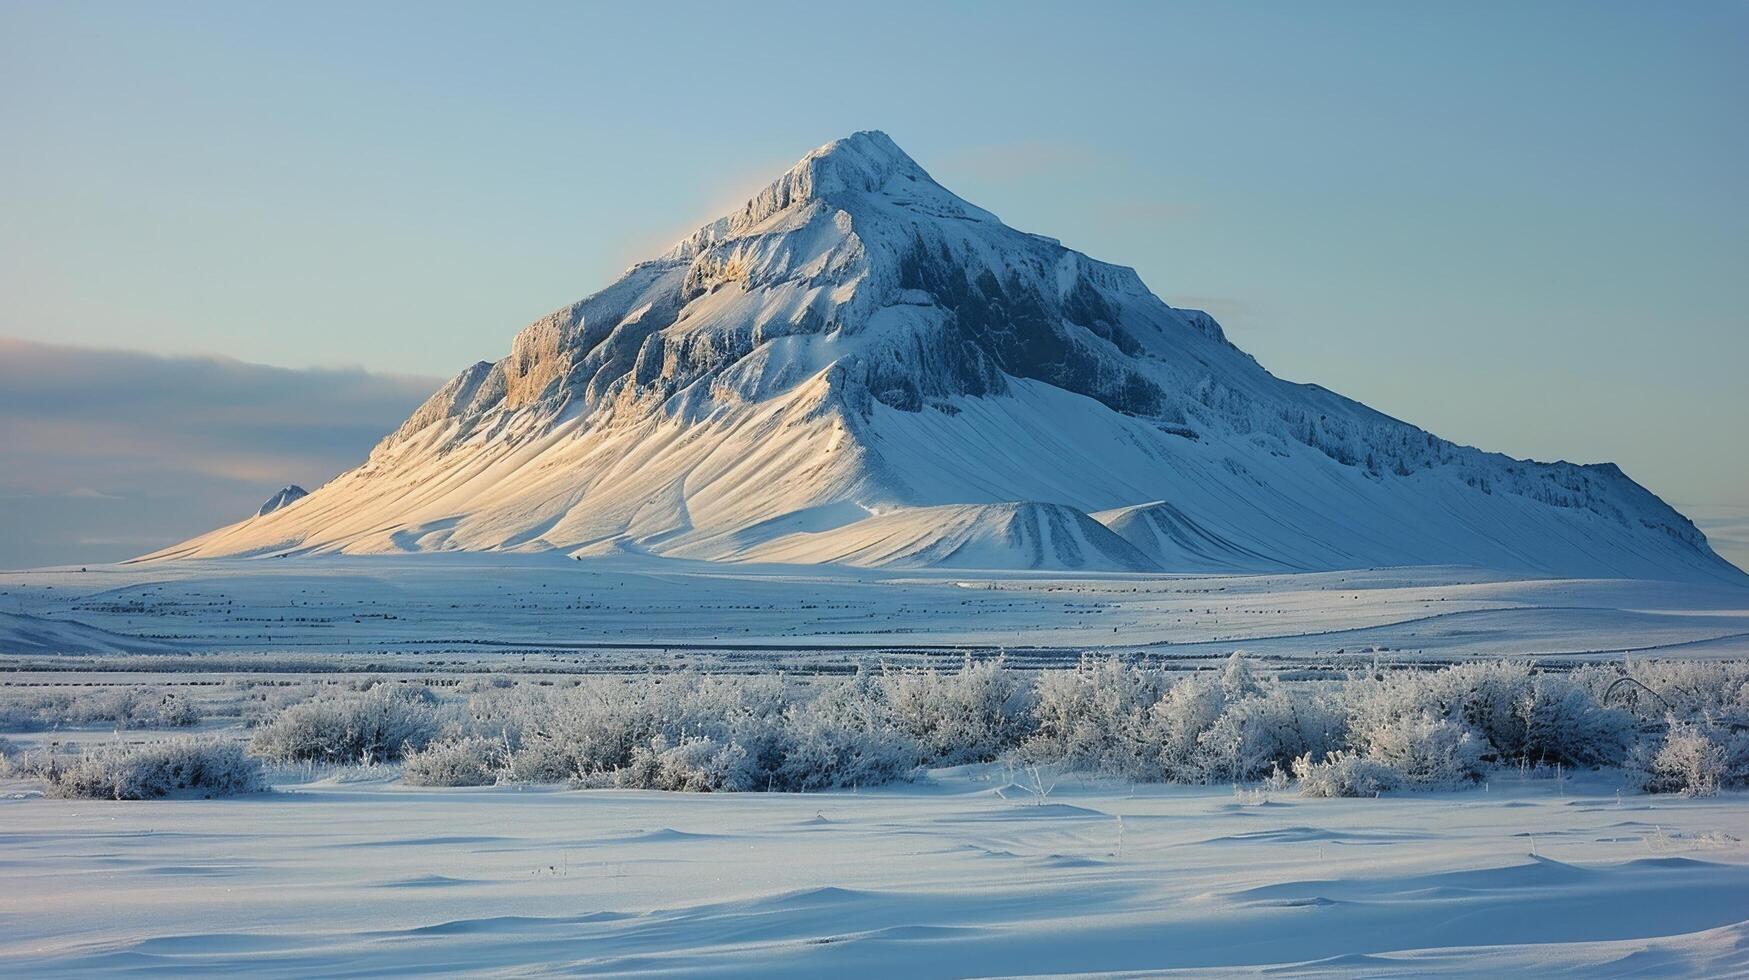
[[5, 557, 1748, 660], [2, 762, 1746, 976]]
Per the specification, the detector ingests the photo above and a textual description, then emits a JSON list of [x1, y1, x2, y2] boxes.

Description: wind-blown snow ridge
[[151, 131, 1743, 583]]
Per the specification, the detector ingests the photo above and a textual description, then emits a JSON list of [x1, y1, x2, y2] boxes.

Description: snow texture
[[2, 764, 1745, 976], [5, 558, 1749, 659]]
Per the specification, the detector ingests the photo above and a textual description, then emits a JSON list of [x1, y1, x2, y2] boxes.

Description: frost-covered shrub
[[1188, 683, 1346, 783], [1292, 750, 1400, 798], [0, 739, 66, 779], [1514, 675, 1633, 767], [775, 674, 915, 791], [1343, 662, 1629, 768], [1026, 656, 1169, 778], [1353, 715, 1482, 787], [1646, 719, 1726, 797], [236, 681, 326, 728], [881, 658, 1033, 766], [614, 736, 755, 792], [0, 737, 40, 779], [498, 671, 914, 792], [1023, 653, 1341, 785], [44, 738, 265, 799], [1599, 661, 1749, 720], [504, 673, 784, 781], [0, 687, 202, 732], [456, 674, 517, 694], [459, 684, 555, 748], [251, 684, 443, 764], [401, 735, 506, 787], [1441, 661, 1538, 758], [208, 659, 1749, 795], [1010, 654, 1336, 783], [1345, 661, 1533, 762], [1148, 672, 1228, 780]]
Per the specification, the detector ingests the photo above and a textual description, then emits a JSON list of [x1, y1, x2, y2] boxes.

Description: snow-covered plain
[[2, 762, 1746, 977], [3, 556, 1747, 663], [4, 560, 1748, 976]]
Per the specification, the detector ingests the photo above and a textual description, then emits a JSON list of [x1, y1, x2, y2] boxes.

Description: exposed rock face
[[255, 486, 308, 518], [153, 132, 1743, 582]]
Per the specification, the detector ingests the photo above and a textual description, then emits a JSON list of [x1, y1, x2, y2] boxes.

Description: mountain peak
[[256, 485, 307, 517], [671, 131, 974, 260], [794, 129, 920, 188], [154, 135, 1742, 584], [754, 129, 931, 212]]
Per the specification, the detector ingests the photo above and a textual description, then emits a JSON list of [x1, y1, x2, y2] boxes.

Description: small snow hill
[[148, 132, 1746, 584]]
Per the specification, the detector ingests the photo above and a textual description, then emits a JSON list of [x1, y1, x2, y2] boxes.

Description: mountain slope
[[149, 132, 1743, 583]]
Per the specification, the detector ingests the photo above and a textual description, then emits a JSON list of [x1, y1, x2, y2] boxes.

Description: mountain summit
[[152, 132, 1741, 582]]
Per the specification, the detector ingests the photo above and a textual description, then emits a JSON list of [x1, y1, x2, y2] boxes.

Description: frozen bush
[[1353, 714, 1483, 787], [44, 738, 266, 800], [504, 673, 787, 782], [1616, 661, 1749, 719], [0, 687, 202, 732], [1344, 662, 1525, 762], [774, 674, 915, 791], [1646, 719, 1726, 797], [1443, 661, 1538, 758], [251, 684, 443, 764], [1293, 750, 1400, 798], [0, 737, 36, 779], [614, 736, 755, 792], [1514, 675, 1633, 767], [1192, 685, 1346, 783], [881, 657, 1032, 766], [401, 735, 506, 787], [1148, 672, 1227, 780], [459, 684, 555, 748], [1344, 661, 1630, 767], [456, 674, 517, 693], [499, 671, 913, 792], [236, 681, 326, 727], [1026, 656, 1168, 778], [0, 739, 67, 779], [202, 659, 1749, 795]]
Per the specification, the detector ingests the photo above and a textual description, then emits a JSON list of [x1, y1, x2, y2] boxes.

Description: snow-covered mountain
[[256, 486, 308, 517], [151, 132, 1742, 583]]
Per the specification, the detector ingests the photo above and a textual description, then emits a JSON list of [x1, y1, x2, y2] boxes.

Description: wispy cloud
[[0, 339, 440, 569]]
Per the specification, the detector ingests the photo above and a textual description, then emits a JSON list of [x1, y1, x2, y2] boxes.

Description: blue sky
[[1, 2, 1744, 568]]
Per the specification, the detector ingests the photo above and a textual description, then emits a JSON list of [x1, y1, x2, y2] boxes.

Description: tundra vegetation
[[6, 656, 1746, 799]]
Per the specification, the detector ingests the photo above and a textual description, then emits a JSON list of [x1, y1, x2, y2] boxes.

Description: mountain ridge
[[147, 131, 1743, 584]]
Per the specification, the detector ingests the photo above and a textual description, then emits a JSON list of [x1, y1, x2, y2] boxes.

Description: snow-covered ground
[[5, 555, 1747, 976], [2, 764, 1745, 977], [3, 556, 1746, 663]]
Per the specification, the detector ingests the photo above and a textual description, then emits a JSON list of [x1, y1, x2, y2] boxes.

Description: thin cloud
[[0, 339, 441, 568]]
